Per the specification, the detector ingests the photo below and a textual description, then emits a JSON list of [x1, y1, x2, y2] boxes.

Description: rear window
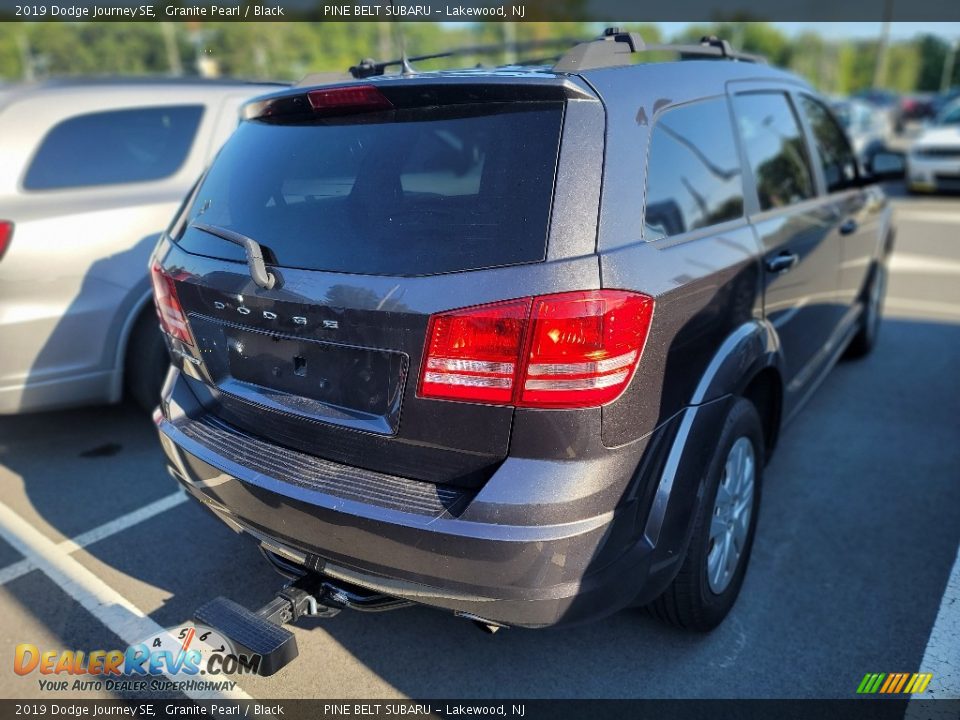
[[24, 105, 204, 190], [175, 103, 564, 276]]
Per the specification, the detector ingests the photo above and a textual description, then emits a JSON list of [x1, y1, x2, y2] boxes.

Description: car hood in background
[[912, 126, 960, 149]]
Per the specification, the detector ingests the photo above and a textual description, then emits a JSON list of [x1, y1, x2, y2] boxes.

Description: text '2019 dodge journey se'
[[152, 31, 897, 658]]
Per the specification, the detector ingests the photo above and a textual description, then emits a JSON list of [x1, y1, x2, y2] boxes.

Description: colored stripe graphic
[[892, 673, 909, 693], [856, 672, 933, 694], [857, 673, 886, 694], [903, 674, 919, 693], [880, 674, 897, 693]]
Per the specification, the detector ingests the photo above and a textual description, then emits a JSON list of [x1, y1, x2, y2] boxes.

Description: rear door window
[[732, 93, 816, 211], [798, 95, 859, 193], [24, 105, 204, 190], [174, 103, 564, 277], [644, 97, 744, 239]]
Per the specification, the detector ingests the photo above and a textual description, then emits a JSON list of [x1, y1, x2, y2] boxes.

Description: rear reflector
[[150, 264, 193, 345], [0, 221, 12, 262], [306, 85, 393, 115], [419, 290, 654, 409]]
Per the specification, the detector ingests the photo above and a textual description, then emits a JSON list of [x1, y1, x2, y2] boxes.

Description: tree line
[[0, 21, 957, 95]]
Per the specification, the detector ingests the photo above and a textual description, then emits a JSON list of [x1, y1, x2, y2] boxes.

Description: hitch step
[[194, 596, 298, 677], [193, 572, 411, 676]]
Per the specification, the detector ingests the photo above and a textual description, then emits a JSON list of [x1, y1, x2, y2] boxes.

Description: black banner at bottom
[[2, 700, 958, 720]]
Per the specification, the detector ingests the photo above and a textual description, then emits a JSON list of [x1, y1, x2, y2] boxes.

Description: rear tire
[[845, 264, 886, 359], [647, 397, 764, 631], [125, 307, 170, 413]]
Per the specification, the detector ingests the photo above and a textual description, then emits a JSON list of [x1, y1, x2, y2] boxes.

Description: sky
[[657, 22, 960, 41]]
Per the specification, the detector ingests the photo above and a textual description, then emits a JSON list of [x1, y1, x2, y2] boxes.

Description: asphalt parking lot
[[1, 183, 958, 701]]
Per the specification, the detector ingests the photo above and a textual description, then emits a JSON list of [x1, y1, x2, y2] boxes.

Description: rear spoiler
[[242, 76, 596, 122]]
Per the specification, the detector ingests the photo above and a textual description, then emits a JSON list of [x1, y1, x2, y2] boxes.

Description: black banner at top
[[1, 0, 960, 22]]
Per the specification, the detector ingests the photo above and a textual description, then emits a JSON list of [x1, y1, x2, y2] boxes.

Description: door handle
[[765, 251, 799, 275], [839, 218, 859, 235]]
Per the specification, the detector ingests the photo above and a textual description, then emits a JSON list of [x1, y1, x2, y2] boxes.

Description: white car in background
[[907, 99, 960, 193], [830, 97, 891, 168], [0, 78, 282, 414]]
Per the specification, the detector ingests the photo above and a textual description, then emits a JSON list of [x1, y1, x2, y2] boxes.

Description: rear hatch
[[157, 76, 601, 488]]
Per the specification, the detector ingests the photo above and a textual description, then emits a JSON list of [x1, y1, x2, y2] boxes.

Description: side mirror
[[866, 151, 906, 181]]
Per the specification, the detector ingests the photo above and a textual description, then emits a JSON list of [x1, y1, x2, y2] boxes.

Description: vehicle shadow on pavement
[[0, 317, 958, 699]]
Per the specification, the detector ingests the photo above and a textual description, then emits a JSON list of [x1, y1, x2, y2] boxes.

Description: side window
[[798, 95, 859, 193], [644, 97, 744, 239], [732, 93, 816, 211], [23, 105, 204, 191]]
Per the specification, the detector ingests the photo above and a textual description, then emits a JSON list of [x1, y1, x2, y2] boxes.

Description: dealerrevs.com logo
[[14, 624, 259, 693]]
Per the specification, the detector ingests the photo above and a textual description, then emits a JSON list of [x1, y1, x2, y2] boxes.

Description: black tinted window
[[799, 95, 858, 192], [24, 106, 203, 190], [644, 98, 744, 239], [175, 104, 563, 276], [732, 93, 815, 211]]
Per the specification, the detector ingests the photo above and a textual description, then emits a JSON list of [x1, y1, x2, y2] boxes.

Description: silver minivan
[[0, 78, 281, 414]]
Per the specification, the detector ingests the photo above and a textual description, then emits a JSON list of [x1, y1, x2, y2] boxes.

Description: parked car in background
[[932, 86, 960, 116], [831, 97, 890, 167], [0, 78, 283, 414], [899, 93, 936, 124], [907, 98, 960, 193], [151, 31, 897, 651], [852, 88, 903, 133]]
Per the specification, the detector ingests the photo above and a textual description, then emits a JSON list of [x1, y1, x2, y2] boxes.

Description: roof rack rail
[[347, 37, 584, 79], [553, 29, 766, 72]]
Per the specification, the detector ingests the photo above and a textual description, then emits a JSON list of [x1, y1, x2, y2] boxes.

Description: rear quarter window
[[644, 97, 745, 240], [174, 102, 564, 277], [23, 105, 204, 191]]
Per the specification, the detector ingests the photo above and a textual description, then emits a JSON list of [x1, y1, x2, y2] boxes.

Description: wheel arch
[[689, 318, 785, 461], [108, 284, 155, 402]]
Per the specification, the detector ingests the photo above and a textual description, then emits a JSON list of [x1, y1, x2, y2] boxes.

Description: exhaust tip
[[455, 611, 507, 634], [473, 621, 501, 634]]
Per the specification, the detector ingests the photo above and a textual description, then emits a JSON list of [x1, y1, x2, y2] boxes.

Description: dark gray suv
[[152, 32, 895, 641]]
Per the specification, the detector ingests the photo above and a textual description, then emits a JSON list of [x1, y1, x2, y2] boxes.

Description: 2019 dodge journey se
[[152, 31, 898, 636]]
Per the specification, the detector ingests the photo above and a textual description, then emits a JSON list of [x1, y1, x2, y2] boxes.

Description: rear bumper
[[156, 369, 727, 627]]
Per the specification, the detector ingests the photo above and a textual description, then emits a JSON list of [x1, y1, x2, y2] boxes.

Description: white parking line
[[890, 253, 960, 277], [894, 210, 960, 224], [0, 491, 188, 586], [884, 297, 960, 320], [59, 491, 188, 554], [0, 498, 252, 701], [905, 543, 960, 718], [916, 542, 960, 699]]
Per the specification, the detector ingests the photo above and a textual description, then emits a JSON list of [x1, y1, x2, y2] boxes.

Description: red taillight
[[418, 290, 654, 409], [520, 291, 655, 408], [420, 298, 531, 404], [306, 85, 393, 115], [0, 221, 13, 262], [150, 264, 193, 345]]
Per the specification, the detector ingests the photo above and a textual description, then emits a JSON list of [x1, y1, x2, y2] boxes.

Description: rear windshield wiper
[[190, 222, 277, 291]]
